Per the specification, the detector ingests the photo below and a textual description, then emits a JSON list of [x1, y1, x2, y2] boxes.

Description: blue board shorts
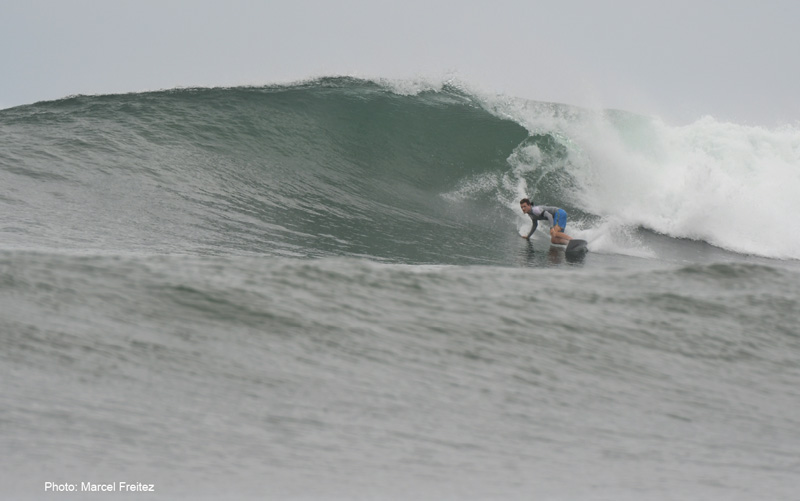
[[554, 209, 567, 229]]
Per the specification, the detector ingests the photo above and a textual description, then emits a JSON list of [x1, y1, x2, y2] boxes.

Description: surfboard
[[565, 239, 588, 253]]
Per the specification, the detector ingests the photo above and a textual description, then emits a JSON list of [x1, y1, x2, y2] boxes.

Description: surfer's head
[[519, 198, 532, 214]]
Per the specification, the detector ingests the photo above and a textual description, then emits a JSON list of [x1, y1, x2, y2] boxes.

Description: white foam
[[574, 219, 656, 259], [477, 92, 800, 260], [582, 117, 800, 259]]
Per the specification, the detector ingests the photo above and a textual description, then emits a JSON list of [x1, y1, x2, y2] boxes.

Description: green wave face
[[6, 76, 796, 262], [2, 78, 556, 263]]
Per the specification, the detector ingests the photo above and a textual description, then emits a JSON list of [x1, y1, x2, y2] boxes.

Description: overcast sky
[[2, 0, 798, 125]]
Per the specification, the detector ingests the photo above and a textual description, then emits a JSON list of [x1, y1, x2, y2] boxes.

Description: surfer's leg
[[550, 233, 572, 244], [550, 209, 573, 244], [550, 225, 573, 244]]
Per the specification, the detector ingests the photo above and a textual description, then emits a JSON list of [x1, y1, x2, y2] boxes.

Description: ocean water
[[1, 77, 799, 500]]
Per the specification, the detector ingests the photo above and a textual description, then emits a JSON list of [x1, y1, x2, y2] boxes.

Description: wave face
[[1, 78, 527, 264], [3, 77, 800, 500], [3, 76, 798, 262]]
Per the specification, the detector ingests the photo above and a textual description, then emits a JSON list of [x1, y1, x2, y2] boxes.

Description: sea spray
[[482, 94, 800, 259]]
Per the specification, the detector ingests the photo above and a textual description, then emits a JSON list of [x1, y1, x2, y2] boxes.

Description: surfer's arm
[[523, 219, 538, 239], [542, 211, 555, 227]]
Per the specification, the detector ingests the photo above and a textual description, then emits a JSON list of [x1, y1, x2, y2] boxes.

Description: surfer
[[519, 198, 573, 245]]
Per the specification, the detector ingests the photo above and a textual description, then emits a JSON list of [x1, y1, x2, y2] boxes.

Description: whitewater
[[1, 77, 799, 500]]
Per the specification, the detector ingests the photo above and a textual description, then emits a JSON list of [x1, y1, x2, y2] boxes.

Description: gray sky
[[2, 0, 798, 125]]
